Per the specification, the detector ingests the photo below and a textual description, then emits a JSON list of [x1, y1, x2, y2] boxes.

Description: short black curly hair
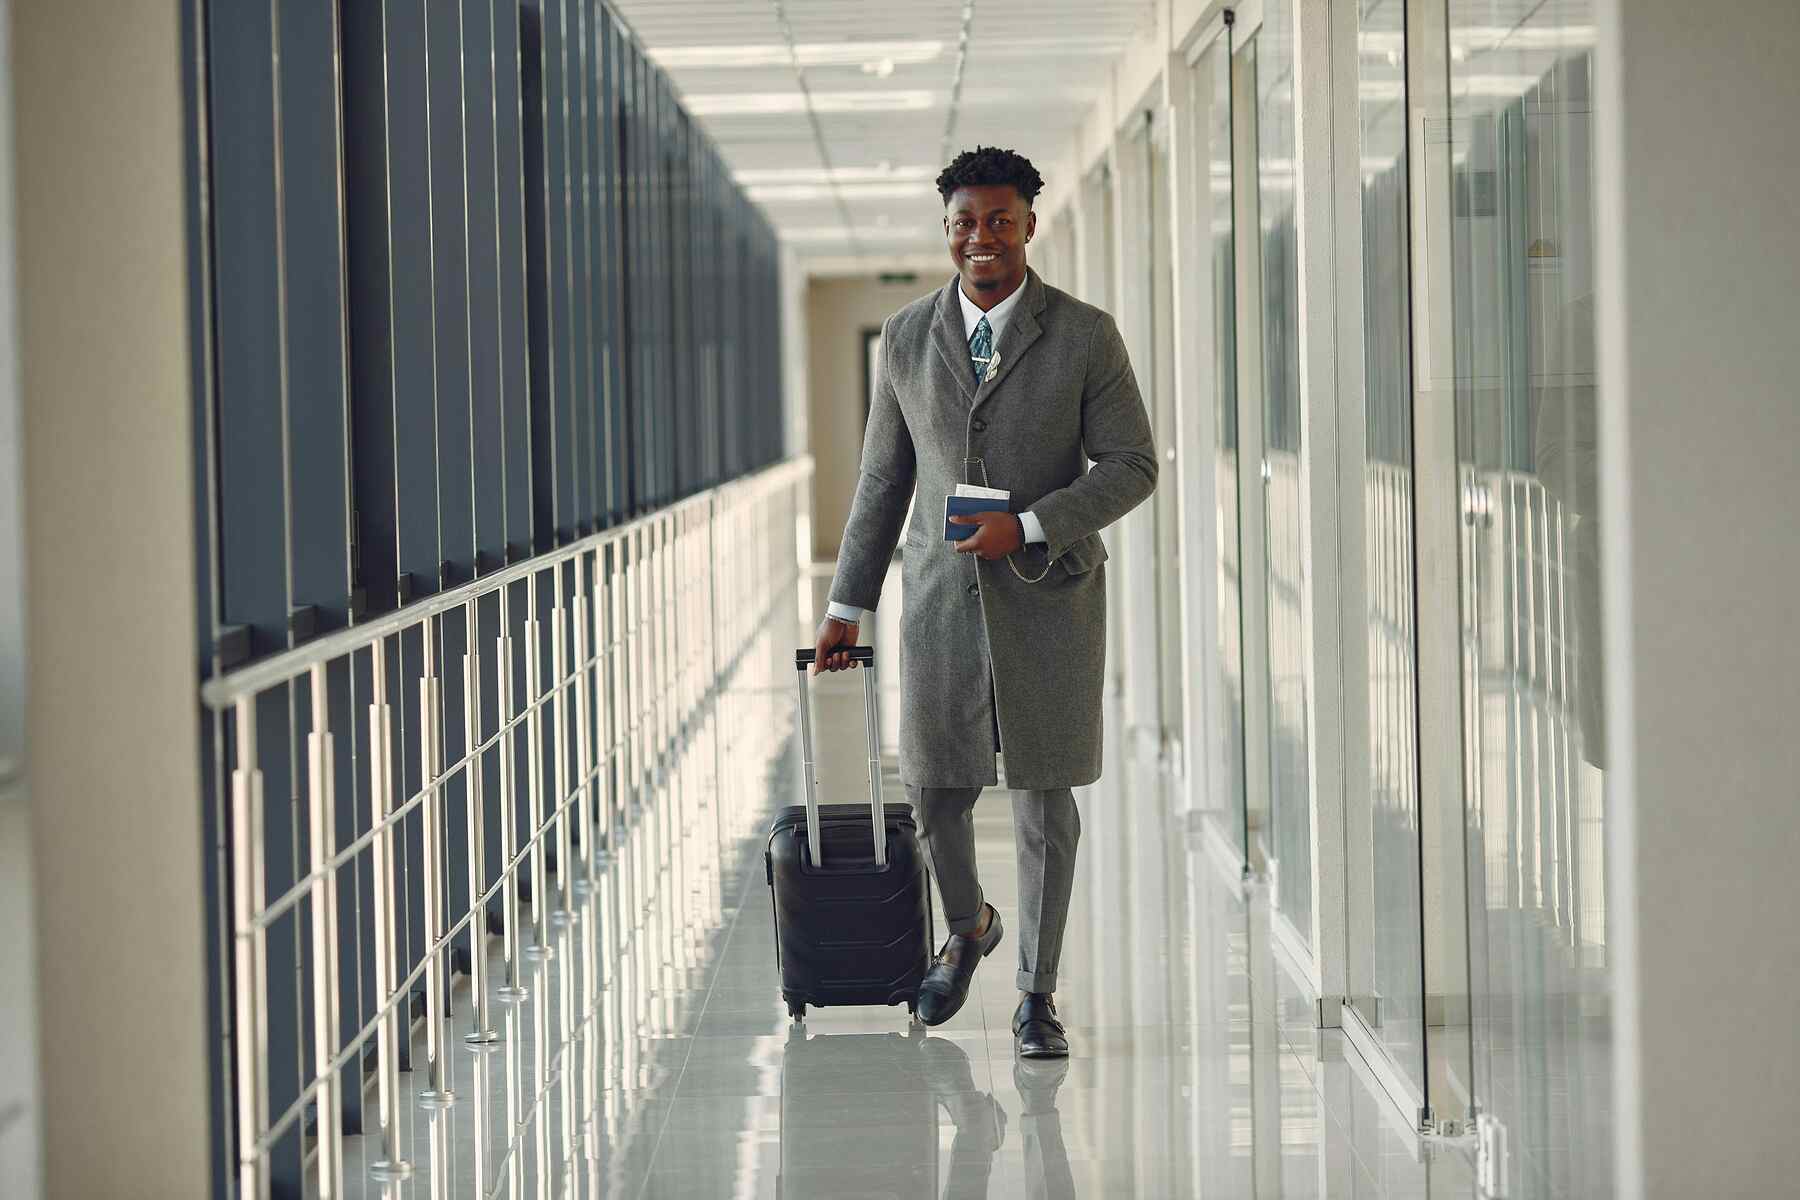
[[936, 146, 1044, 207]]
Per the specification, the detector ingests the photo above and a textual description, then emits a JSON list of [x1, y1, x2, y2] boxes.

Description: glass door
[[1443, 2, 1612, 1193], [1185, 28, 1249, 862], [1239, 3, 1313, 949], [1341, 0, 1432, 1105]]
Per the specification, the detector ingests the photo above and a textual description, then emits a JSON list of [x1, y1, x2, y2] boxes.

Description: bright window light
[[747, 182, 937, 203], [650, 41, 944, 69], [686, 90, 936, 116], [735, 165, 938, 186], [779, 226, 939, 243]]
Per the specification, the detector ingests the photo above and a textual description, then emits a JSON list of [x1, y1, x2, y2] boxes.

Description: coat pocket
[[1057, 531, 1109, 575]]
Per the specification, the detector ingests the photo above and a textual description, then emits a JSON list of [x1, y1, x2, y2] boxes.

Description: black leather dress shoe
[[915, 905, 1003, 1027], [1012, 993, 1070, 1059]]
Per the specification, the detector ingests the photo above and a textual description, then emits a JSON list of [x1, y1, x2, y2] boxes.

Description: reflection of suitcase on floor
[[777, 1026, 938, 1199], [766, 646, 934, 1021]]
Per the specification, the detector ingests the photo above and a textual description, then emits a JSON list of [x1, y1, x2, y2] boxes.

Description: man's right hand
[[812, 616, 859, 675]]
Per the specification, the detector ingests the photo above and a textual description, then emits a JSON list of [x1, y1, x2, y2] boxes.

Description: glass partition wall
[[1442, 2, 1612, 1195], [1341, 0, 1432, 1110], [1241, 0, 1314, 958], [1064, 2, 1613, 1181], [1179, 27, 1249, 864]]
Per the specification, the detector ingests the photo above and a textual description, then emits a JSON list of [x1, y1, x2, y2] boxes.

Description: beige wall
[[805, 274, 942, 563], [14, 1, 211, 1196]]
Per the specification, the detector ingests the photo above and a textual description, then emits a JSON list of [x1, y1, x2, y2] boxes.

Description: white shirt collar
[[957, 276, 1026, 347]]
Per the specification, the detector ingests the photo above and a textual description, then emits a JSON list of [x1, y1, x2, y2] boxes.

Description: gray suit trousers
[[907, 782, 1081, 994]]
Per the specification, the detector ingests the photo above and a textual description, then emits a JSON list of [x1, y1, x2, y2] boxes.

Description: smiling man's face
[[944, 183, 1035, 303]]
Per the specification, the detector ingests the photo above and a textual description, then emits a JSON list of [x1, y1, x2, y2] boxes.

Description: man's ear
[[1026, 210, 1037, 242]]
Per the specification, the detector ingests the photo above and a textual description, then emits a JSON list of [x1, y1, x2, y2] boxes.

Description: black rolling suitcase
[[766, 645, 934, 1022]]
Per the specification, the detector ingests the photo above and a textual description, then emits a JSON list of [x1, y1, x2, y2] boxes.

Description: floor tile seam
[[1283, 1024, 1413, 1190], [631, 789, 777, 1199]]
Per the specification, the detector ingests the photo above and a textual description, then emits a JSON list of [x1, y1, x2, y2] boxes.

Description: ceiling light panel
[[610, 0, 1165, 263], [685, 89, 936, 116], [735, 165, 939, 186], [748, 181, 938, 202], [650, 40, 945, 69]]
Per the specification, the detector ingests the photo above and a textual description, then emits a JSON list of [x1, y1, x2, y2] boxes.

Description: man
[[812, 146, 1156, 1058]]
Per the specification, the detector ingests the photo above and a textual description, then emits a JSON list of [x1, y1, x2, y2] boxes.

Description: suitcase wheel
[[787, 1000, 806, 1023]]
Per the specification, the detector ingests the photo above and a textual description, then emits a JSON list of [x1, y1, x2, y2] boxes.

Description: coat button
[[971, 418, 986, 432], [967, 582, 979, 595]]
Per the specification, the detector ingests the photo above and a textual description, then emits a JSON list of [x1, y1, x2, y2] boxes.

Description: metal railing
[[203, 456, 811, 1198]]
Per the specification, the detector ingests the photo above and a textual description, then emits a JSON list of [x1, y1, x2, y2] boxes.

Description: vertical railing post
[[367, 643, 412, 1179], [524, 570, 552, 957], [495, 585, 527, 1000], [609, 538, 627, 850], [595, 541, 614, 858], [552, 563, 574, 920], [496, 586, 525, 1000], [462, 598, 499, 1042], [573, 550, 598, 891], [418, 616, 454, 1107], [231, 695, 269, 1200], [707, 497, 726, 871], [306, 666, 345, 1199]]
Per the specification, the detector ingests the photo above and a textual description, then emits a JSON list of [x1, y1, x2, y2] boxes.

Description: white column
[[1596, 2, 1800, 1195], [15, 1, 211, 1195]]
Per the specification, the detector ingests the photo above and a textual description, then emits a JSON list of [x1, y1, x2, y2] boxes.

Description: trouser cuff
[[1016, 968, 1058, 994], [946, 897, 989, 937]]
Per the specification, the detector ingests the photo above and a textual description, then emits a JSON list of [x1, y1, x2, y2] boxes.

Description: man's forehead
[[946, 189, 1025, 214]]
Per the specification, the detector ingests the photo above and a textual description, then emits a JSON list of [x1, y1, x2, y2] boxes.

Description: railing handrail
[[199, 454, 811, 710], [216, 452, 814, 1194]]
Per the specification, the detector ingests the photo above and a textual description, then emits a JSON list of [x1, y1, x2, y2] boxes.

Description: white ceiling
[[610, 0, 1158, 269]]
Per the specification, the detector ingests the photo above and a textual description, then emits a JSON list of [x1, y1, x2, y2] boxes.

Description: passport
[[944, 490, 1011, 541]]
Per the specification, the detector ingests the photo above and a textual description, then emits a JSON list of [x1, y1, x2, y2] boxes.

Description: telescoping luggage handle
[[793, 646, 887, 870]]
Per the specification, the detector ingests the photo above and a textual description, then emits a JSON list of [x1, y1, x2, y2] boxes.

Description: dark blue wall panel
[[195, 1, 786, 1184]]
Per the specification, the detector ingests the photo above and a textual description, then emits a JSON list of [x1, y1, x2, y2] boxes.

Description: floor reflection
[[322, 598, 1492, 1198]]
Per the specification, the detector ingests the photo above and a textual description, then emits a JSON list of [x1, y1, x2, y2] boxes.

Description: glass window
[[1249, 6, 1314, 945], [1445, 5, 1610, 1195], [1190, 32, 1248, 860], [1346, 0, 1431, 1100]]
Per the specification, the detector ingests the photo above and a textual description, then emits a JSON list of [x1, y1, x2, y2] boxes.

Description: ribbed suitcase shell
[[766, 802, 934, 1016]]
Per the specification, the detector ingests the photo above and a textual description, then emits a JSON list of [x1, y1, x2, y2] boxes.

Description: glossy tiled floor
[[326, 577, 1485, 1198]]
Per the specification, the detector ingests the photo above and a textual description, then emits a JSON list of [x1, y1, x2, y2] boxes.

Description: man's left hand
[[949, 512, 1025, 561]]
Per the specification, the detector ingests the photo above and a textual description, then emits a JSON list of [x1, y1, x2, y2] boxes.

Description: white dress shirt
[[826, 278, 1045, 627]]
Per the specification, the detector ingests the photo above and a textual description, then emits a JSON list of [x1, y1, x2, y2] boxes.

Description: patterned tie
[[968, 314, 993, 386]]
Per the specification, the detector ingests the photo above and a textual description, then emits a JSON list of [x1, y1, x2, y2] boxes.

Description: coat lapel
[[971, 268, 1048, 410], [929, 278, 976, 404]]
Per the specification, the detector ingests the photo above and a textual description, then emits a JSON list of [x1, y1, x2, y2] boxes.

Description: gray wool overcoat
[[827, 269, 1158, 790]]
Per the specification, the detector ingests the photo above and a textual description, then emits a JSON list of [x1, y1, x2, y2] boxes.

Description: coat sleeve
[[1027, 311, 1158, 559], [826, 315, 916, 612]]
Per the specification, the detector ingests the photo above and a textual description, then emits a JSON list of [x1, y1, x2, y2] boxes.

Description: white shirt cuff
[[825, 601, 863, 625], [1019, 510, 1047, 544]]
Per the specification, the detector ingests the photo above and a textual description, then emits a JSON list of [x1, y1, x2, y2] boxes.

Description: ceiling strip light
[[686, 90, 935, 117], [651, 41, 946, 70], [769, 0, 864, 258], [939, 1, 978, 166]]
